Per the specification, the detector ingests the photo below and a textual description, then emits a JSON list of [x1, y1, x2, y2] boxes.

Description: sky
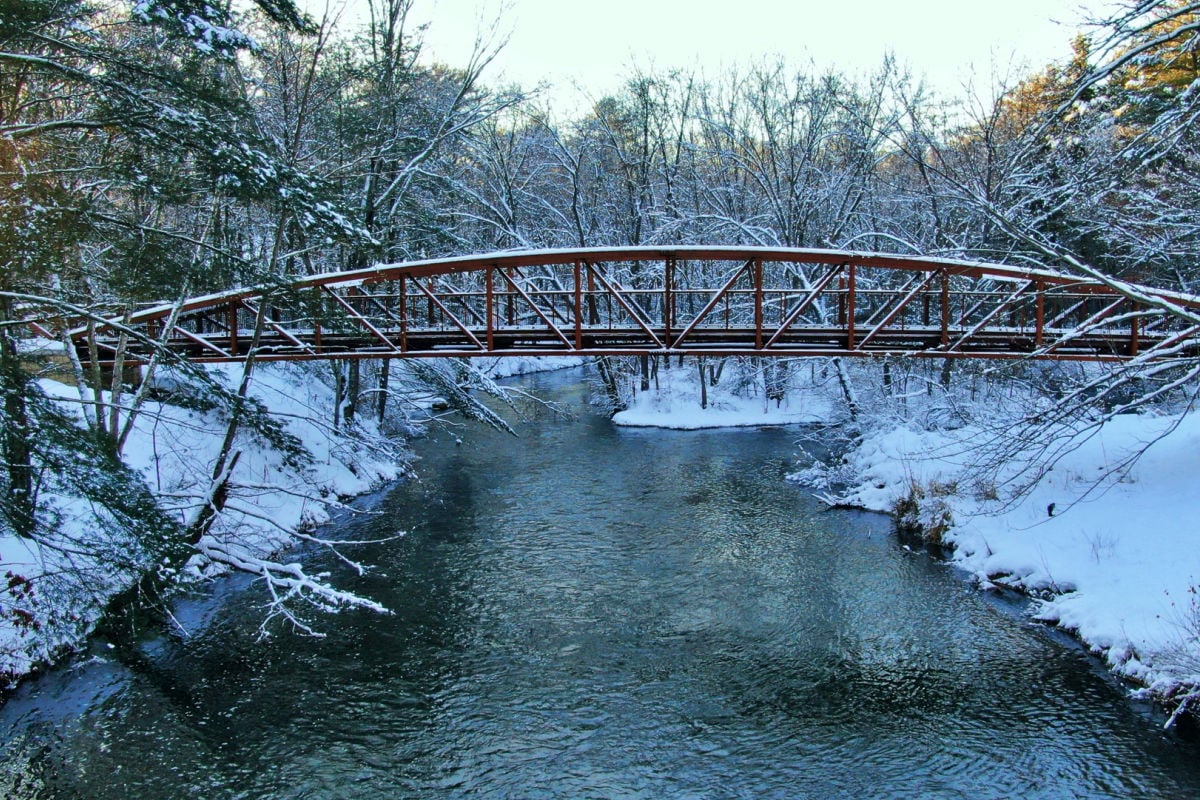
[[313, 0, 1112, 114]]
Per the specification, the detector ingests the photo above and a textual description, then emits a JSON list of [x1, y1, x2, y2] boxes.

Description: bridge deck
[[62, 247, 1200, 366]]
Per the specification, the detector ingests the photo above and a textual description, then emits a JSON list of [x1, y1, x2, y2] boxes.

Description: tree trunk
[[594, 356, 623, 410], [377, 359, 390, 424], [0, 297, 35, 538], [345, 359, 360, 425], [332, 361, 345, 430], [186, 299, 269, 543], [833, 357, 860, 421], [708, 357, 726, 386]]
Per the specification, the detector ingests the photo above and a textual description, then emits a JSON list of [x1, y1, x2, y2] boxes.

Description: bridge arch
[[73, 247, 1200, 365]]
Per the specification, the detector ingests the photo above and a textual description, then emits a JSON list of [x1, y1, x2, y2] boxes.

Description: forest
[[2, 0, 1199, 680]]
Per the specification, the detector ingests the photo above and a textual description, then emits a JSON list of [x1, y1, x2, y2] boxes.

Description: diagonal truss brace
[[673, 259, 754, 347], [765, 263, 846, 348], [174, 325, 235, 359], [497, 268, 575, 349], [855, 270, 940, 350], [241, 298, 318, 355], [947, 280, 1035, 352], [408, 278, 485, 350], [1037, 297, 1127, 356], [585, 262, 664, 349], [321, 286, 402, 352]]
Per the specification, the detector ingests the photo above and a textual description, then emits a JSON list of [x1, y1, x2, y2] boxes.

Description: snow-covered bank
[[611, 366, 833, 429], [479, 355, 586, 379], [0, 362, 407, 681], [793, 412, 1200, 722]]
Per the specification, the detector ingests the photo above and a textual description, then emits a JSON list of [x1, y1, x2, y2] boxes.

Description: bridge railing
[[60, 247, 1200, 365]]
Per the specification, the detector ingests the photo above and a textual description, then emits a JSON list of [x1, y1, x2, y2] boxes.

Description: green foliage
[[0, 0, 80, 42], [105, 231, 194, 300], [24, 385, 181, 563], [0, 141, 82, 288], [0, 369, 181, 585], [130, 0, 314, 57]]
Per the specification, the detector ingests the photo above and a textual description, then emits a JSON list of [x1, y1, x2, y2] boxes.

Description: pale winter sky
[[312, 0, 1112, 113]]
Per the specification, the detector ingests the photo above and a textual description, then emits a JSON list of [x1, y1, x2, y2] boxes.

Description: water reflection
[[2, 370, 1198, 799]]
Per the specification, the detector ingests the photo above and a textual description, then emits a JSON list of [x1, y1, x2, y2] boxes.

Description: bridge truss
[[65, 247, 1200, 366]]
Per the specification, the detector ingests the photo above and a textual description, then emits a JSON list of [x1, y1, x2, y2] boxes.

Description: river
[[2, 369, 1199, 798]]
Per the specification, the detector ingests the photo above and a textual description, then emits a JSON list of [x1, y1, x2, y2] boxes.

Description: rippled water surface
[[3, 370, 1200, 798]]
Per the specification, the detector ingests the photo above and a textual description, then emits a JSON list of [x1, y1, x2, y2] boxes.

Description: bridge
[[68, 246, 1200, 366]]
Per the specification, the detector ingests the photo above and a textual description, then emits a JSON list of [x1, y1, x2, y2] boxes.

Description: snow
[[795, 411, 1200, 708], [8, 347, 1198, 719], [612, 365, 832, 429], [0, 352, 587, 681], [478, 355, 585, 379], [0, 362, 406, 680]]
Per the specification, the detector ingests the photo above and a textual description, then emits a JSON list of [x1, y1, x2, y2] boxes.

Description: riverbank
[[612, 365, 833, 429], [791, 411, 1200, 729], [0, 355, 588, 686], [598, 360, 1200, 728], [0, 362, 407, 682], [10, 366, 1198, 798]]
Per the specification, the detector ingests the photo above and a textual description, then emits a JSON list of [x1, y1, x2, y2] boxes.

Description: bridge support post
[[1130, 301, 1140, 356], [399, 276, 408, 353], [846, 261, 857, 350], [664, 257, 675, 347], [1034, 281, 1044, 348], [753, 257, 763, 349], [940, 271, 950, 347], [574, 260, 583, 348], [227, 302, 239, 356], [486, 266, 495, 351]]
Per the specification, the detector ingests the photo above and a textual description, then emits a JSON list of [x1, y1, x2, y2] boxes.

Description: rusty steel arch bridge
[[69, 247, 1200, 366]]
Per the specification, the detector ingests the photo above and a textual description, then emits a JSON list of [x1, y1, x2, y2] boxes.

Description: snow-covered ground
[[479, 355, 586, 379], [792, 411, 1200, 721], [0, 362, 406, 680], [612, 366, 833, 429], [9, 351, 1197, 726], [0, 354, 590, 682], [598, 355, 1200, 721]]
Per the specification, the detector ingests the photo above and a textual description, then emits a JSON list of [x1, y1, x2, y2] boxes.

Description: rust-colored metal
[[497, 268, 573, 349], [674, 259, 752, 347], [486, 266, 495, 352], [586, 262, 663, 348], [664, 257, 675, 347], [764, 263, 843, 348], [1039, 298, 1126, 357], [506, 267, 515, 326], [846, 261, 857, 350], [837, 276, 846, 327], [323, 286, 400, 352], [410, 278, 484, 350], [947, 281, 1035, 352], [1034, 280, 1045, 347], [1130, 302, 1140, 357], [573, 260, 583, 350], [227, 301, 239, 356], [754, 257, 764, 350], [60, 246, 1200, 367], [399, 276, 408, 353], [857, 270, 939, 349]]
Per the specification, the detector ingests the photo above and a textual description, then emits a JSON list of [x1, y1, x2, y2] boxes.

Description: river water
[[3, 370, 1200, 798]]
